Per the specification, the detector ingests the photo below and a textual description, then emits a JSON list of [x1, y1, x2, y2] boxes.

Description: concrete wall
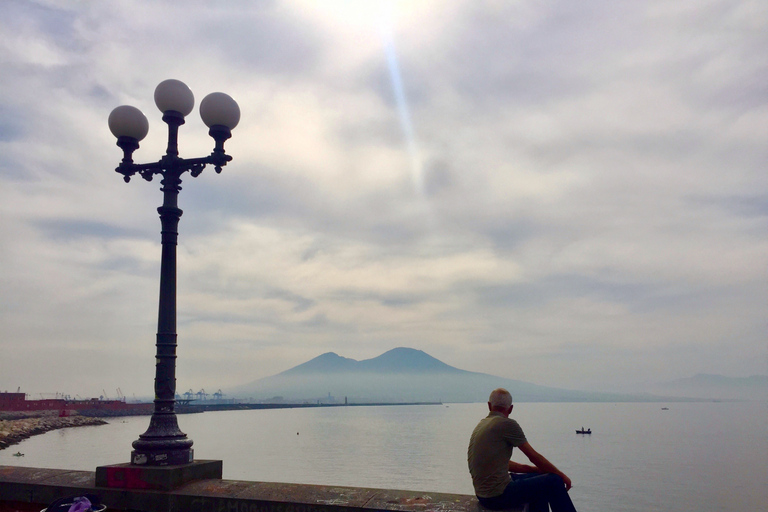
[[0, 466, 519, 512]]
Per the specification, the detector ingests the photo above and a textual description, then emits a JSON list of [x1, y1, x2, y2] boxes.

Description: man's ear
[[507, 404, 514, 415], [487, 402, 493, 411]]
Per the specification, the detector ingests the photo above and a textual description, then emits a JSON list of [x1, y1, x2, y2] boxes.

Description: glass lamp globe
[[108, 105, 149, 141], [200, 92, 240, 130], [154, 79, 195, 116]]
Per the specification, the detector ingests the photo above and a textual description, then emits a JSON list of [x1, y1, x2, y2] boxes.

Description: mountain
[[281, 352, 360, 374], [282, 348, 465, 375], [650, 373, 768, 401], [226, 347, 659, 403]]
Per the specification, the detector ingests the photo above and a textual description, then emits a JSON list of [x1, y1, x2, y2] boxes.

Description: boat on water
[[13, 452, 24, 457], [576, 428, 591, 434]]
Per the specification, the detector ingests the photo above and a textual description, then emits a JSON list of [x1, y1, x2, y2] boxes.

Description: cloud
[[1, 0, 766, 397]]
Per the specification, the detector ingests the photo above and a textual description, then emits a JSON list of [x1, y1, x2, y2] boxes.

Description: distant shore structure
[[0, 391, 151, 416], [1, 391, 440, 417]]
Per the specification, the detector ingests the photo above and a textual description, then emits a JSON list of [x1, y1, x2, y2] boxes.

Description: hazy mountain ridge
[[666, 373, 768, 386], [649, 373, 768, 401], [357, 348, 465, 373], [228, 347, 681, 403], [283, 348, 471, 376], [281, 352, 360, 375]]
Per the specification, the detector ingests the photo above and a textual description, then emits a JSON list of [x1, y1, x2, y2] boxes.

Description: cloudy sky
[[1, 0, 766, 399]]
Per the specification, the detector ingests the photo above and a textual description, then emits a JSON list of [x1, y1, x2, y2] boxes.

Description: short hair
[[488, 388, 512, 409]]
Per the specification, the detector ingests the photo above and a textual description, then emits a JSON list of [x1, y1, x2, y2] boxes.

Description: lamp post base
[[131, 448, 193, 466], [131, 407, 194, 466]]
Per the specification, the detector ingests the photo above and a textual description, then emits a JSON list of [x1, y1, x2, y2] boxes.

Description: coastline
[[0, 413, 108, 451]]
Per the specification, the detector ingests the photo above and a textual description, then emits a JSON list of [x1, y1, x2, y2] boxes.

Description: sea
[[1, 401, 766, 512]]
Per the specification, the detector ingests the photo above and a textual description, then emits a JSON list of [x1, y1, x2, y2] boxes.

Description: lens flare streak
[[380, 21, 424, 195]]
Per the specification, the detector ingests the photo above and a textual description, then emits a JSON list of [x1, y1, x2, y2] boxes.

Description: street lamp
[[108, 79, 239, 466]]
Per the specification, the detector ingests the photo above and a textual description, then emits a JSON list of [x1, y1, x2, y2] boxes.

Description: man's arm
[[508, 460, 538, 473], [518, 442, 572, 490]]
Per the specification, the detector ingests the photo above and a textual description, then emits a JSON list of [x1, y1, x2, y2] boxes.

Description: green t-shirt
[[467, 411, 528, 498]]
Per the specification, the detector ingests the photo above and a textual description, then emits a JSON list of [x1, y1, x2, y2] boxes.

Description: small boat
[[661, 407, 669, 410], [576, 428, 591, 434], [13, 452, 24, 457]]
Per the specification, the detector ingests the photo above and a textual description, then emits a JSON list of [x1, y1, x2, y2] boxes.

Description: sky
[[1, 0, 766, 400]]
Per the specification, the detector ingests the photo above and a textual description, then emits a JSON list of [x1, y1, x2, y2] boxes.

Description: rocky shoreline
[[0, 414, 108, 451]]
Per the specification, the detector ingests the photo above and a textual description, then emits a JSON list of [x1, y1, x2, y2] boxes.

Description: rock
[[0, 416, 108, 451]]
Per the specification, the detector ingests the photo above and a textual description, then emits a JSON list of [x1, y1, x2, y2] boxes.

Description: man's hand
[[518, 442, 573, 491]]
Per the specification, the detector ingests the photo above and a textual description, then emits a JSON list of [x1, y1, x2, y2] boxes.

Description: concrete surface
[[0, 465, 523, 512]]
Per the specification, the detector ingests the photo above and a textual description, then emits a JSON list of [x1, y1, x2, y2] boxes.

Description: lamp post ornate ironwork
[[108, 79, 239, 466]]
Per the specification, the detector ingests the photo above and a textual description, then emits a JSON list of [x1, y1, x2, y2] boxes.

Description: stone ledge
[[0, 465, 523, 512]]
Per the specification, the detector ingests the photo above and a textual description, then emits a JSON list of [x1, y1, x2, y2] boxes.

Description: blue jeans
[[477, 473, 577, 512]]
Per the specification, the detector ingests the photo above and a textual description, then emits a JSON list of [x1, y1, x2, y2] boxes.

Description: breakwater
[[0, 415, 107, 450], [177, 401, 442, 414]]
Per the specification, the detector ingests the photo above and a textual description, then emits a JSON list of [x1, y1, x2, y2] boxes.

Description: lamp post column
[[131, 167, 193, 466]]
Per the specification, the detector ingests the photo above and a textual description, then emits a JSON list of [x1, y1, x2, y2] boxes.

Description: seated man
[[467, 388, 577, 512]]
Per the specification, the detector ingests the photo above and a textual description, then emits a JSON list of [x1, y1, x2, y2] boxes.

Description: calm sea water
[[1, 402, 766, 512]]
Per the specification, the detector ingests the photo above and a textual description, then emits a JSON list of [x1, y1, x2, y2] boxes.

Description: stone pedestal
[[95, 460, 222, 491]]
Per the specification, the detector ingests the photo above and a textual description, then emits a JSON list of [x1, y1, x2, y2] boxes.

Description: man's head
[[488, 388, 513, 415]]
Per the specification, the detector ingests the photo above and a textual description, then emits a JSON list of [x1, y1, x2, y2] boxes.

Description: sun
[[290, 0, 435, 30]]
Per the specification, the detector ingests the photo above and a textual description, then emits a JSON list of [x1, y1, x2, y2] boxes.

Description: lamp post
[[108, 79, 239, 466]]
